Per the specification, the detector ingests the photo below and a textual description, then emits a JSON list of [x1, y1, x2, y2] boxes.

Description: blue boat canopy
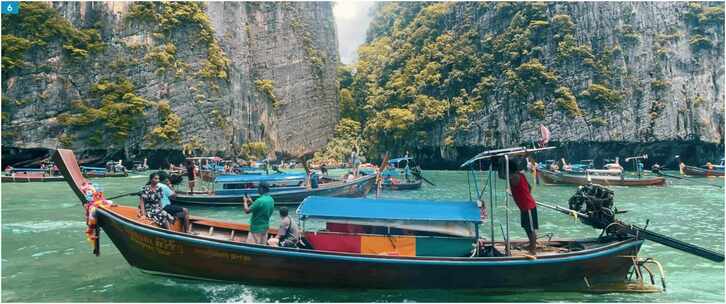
[[80, 166, 106, 171], [214, 172, 306, 183], [388, 157, 414, 164], [298, 196, 480, 223]]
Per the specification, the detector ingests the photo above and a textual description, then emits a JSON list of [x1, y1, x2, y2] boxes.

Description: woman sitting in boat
[[138, 172, 177, 231]]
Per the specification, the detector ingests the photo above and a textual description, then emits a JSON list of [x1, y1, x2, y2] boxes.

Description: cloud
[[333, 1, 375, 65]]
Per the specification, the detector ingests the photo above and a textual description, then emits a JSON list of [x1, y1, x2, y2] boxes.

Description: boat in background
[[380, 157, 423, 190], [171, 171, 376, 206], [538, 169, 665, 186], [683, 159, 725, 177], [81, 166, 128, 178], [1, 167, 65, 182]]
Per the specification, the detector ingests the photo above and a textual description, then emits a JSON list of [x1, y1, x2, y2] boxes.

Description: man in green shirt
[[243, 183, 275, 245]]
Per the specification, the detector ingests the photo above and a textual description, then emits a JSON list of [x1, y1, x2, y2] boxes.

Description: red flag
[[538, 124, 550, 147]]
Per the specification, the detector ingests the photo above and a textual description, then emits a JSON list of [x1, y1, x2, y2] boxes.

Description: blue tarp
[[214, 173, 306, 183], [298, 196, 480, 223]]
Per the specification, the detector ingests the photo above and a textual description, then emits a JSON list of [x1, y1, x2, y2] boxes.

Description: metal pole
[[504, 155, 511, 256], [489, 162, 495, 244]]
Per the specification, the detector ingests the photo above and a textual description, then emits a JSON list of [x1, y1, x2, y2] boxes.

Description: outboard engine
[[568, 183, 616, 230]]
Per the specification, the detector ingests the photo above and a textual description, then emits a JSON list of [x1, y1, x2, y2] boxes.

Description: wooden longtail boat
[[1, 174, 65, 183], [538, 169, 665, 186], [381, 157, 427, 190], [171, 173, 376, 206], [81, 166, 128, 178], [683, 165, 725, 177], [53, 149, 662, 291]]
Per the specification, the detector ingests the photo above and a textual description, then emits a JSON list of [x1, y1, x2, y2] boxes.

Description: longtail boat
[[683, 164, 725, 177], [538, 169, 665, 186], [380, 157, 423, 190], [53, 148, 677, 292], [1, 172, 65, 183], [81, 166, 128, 178], [171, 172, 376, 206]]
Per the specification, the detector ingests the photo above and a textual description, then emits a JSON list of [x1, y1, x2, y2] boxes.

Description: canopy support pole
[[489, 162, 495, 246], [504, 155, 511, 256]]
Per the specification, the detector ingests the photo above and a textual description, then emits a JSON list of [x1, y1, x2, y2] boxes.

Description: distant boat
[[683, 159, 725, 177], [1, 168, 64, 183], [80, 166, 128, 178], [538, 169, 665, 186], [381, 157, 423, 190], [171, 172, 376, 206]]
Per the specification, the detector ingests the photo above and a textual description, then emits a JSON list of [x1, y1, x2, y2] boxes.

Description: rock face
[[1, 2, 338, 161], [466, 2, 725, 147], [358, 2, 723, 165]]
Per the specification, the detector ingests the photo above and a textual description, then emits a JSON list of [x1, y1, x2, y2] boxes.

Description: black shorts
[[163, 205, 186, 218], [520, 208, 539, 232]]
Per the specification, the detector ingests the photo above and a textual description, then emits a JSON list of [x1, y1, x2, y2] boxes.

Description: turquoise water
[[2, 170, 724, 302]]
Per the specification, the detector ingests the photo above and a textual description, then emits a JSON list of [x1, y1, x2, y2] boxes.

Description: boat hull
[[97, 207, 642, 289], [382, 179, 422, 190], [171, 174, 377, 205], [83, 172, 129, 178], [1, 175, 65, 183], [683, 165, 725, 177], [538, 170, 665, 186]]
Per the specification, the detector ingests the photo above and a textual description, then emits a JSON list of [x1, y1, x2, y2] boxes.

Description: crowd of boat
[[19, 146, 719, 293]]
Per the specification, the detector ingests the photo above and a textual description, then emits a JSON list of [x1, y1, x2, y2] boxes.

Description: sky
[[333, 1, 376, 65]]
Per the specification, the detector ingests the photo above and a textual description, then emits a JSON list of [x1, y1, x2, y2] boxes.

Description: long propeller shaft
[[535, 201, 725, 263]]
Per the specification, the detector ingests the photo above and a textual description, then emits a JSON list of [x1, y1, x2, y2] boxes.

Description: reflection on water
[[1, 171, 723, 302]]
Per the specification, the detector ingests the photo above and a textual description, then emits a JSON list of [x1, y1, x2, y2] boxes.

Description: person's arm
[[243, 195, 253, 213], [138, 196, 146, 218]]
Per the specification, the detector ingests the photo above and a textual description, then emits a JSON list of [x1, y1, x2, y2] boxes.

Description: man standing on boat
[[507, 157, 539, 255], [242, 183, 275, 245], [185, 160, 197, 194]]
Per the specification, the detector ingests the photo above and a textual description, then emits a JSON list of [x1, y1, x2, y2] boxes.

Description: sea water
[[1, 170, 723, 302]]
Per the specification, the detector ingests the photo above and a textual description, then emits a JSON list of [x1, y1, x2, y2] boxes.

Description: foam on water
[[3, 220, 85, 234]]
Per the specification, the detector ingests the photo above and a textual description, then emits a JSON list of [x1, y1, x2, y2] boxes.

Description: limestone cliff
[[1, 1, 338, 161], [355, 2, 724, 164]]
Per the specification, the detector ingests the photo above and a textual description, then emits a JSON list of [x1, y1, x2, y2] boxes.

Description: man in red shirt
[[506, 157, 538, 255]]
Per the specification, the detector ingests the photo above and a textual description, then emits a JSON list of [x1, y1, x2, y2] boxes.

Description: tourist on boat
[[320, 163, 328, 176], [242, 183, 275, 245], [351, 147, 360, 177], [651, 163, 662, 174], [139, 172, 176, 231], [158, 171, 190, 233], [505, 157, 538, 255], [604, 157, 623, 172], [185, 159, 197, 194], [560, 158, 572, 171], [548, 161, 559, 171], [679, 161, 686, 175], [267, 207, 300, 248]]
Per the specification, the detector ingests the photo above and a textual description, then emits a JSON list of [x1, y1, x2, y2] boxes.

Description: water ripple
[[3, 221, 85, 234]]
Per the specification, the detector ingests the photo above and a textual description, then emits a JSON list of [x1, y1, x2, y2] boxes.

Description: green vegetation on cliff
[[125, 2, 230, 80], [1, 2, 104, 76], [58, 78, 151, 146], [334, 2, 629, 158]]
